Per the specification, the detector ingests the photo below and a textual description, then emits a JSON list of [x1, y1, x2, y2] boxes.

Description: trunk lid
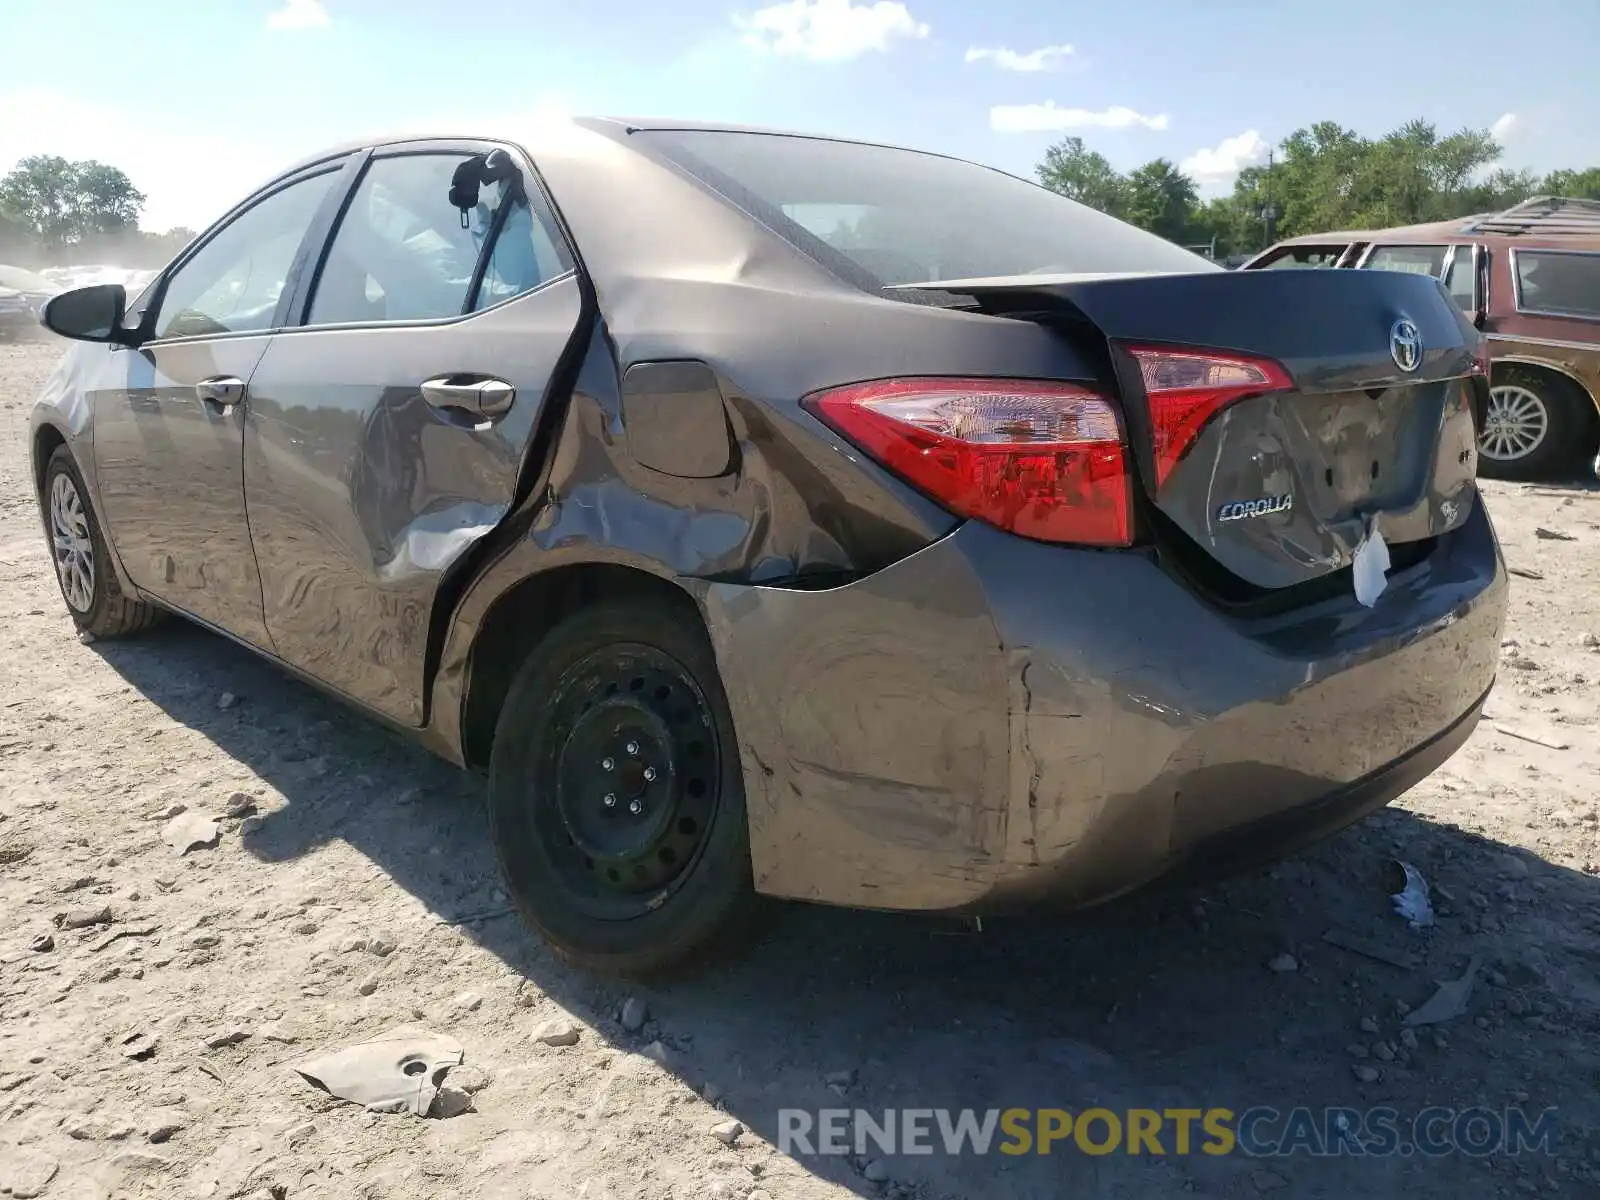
[[893, 268, 1486, 592]]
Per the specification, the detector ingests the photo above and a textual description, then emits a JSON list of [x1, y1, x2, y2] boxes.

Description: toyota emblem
[[1390, 319, 1423, 373]]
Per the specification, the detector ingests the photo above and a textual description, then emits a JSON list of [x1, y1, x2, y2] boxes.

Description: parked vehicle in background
[[29, 119, 1505, 976], [1243, 197, 1600, 480], [0, 265, 64, 326], [38, 265, 158, 296], [0, 286, 37, 339]]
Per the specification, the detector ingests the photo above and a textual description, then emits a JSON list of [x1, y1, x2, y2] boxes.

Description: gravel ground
[[2, 337, 1599, 1200]]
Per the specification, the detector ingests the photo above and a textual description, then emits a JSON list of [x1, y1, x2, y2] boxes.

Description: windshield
[[639, 129, 1215, 288]]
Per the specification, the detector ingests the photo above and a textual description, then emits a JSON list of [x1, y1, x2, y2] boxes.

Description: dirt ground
[[1, 336, 1598, 1200]]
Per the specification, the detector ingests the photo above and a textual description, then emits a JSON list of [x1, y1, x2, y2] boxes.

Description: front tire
[[42, 446, 163, 638], [488, 599, 759, 977], [1478, 366, 1598, 481]]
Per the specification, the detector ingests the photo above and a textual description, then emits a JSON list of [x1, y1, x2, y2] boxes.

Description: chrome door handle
[[420, 375, 515, 418], [195, 376, 245, 407]]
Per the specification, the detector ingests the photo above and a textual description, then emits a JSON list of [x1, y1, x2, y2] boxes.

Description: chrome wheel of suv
[[1481, 384, 1550, 463]]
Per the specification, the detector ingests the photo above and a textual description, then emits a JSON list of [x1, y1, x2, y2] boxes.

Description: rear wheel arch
[[460, 561, 710, 770], [1482, 358, 1600, 478], [1491, 357, 1600, 419]]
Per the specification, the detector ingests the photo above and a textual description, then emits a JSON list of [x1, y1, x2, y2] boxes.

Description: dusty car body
[[1244, 198, 1600, 479], [28, 118, 1507, 975]]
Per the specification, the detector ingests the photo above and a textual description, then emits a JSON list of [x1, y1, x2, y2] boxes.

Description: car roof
[[1272, 199, 1600, 252], [1273, 216, 1491, 245], [266, 116, 987, 187]]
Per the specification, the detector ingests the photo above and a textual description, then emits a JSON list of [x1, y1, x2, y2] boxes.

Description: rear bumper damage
[[700, 498, 1506, 912]]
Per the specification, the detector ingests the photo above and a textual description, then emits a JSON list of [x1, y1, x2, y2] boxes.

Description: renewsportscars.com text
[[778, 1106, 1559, 1158]]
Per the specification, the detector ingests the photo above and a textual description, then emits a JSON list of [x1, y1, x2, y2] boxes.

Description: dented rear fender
[[427, 318, 961, 759]]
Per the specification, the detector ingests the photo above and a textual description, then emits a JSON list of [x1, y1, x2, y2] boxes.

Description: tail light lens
[[802, 377, 1131, 547], [1127, 346, 1294, 488]]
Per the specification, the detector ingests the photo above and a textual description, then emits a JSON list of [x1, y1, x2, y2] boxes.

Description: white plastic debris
[[293, 1025, 465, 1117], [1389, 861, 1434, 929], [1352, 522, 1391, 608], [161, 812, 220, 855], [1404, 956, 1482, 1028]]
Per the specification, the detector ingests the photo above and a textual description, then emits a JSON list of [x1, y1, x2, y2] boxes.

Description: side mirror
[[40, 284, 128, 344], [1472, 308, 1487, 331]]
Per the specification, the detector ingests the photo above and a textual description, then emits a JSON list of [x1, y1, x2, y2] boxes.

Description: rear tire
[[1478, 366, 1598, 481], [487, 598, 761, 978], [42, 446, 164, 639]]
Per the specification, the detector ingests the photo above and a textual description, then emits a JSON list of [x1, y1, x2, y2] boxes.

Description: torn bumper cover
[[701, 499, 1505, 913]]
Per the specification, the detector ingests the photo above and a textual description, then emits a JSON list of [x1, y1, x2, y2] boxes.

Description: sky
[[2, 0, 1596, 233]]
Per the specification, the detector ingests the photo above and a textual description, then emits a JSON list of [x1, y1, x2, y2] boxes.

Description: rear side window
[[473, 199, 571, 311], [1362, 245, 1448, 277], [639, 129, 1213, 288], [1514, 250, 1600, 319], [308, 152, 570, 326]]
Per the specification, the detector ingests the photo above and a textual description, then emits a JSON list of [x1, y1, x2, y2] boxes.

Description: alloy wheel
[[49, 472, 95, 613], [1480, 385, 1550, 462]]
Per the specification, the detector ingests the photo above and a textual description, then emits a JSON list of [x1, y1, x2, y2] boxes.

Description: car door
[[91, 160, 356, 648], [241, 141, 584, 723]]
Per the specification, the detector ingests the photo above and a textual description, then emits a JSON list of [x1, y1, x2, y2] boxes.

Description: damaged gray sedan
[[29, 118, 1507, 976]]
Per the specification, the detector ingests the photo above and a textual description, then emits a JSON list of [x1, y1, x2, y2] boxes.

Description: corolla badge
[[1216, 494, 1293, 522], [1390, 318, 1423, 372]]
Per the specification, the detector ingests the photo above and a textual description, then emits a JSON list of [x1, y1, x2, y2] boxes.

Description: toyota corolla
[[29, 119, 1506, 976]]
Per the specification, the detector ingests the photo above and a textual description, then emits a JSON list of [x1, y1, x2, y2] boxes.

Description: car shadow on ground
[[93, 619, 1598, 1199]]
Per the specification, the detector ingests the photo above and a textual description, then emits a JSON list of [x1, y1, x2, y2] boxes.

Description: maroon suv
[[1245, 197, 1600, 480]]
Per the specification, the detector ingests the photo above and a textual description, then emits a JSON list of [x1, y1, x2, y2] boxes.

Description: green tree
[[0, 155, 145, 253], [1036, 136, 1129, 217], [1123, 159, 1199, 242], [1036, 118, 1599, 259], [1541, 167, 1600, 199], [142, 226, 197, 265]]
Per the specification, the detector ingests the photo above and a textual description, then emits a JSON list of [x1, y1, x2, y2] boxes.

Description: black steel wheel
[[488, 598, 759, 977], [543, 645, 721, 913]]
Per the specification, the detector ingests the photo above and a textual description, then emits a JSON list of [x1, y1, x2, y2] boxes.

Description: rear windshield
[[638, 129, 1214, 289]]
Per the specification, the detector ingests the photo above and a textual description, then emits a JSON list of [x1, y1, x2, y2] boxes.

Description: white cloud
[[1491, 112, 1518, 142], [734, 0, 929, 61], [1180, 129, 1269, 188], [965, 44, 1074, 72], [266, 0, 330, 31], [990, 103, 1169, 134]]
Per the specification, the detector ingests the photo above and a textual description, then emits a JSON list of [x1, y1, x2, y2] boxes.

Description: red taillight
[[802, 377, 1131, 547], [1126, 345, 1294, 488]]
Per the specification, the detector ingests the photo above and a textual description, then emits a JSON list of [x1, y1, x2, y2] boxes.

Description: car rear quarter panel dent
[[700, 534, 1015, 909], [428, 323, 950, 761]]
